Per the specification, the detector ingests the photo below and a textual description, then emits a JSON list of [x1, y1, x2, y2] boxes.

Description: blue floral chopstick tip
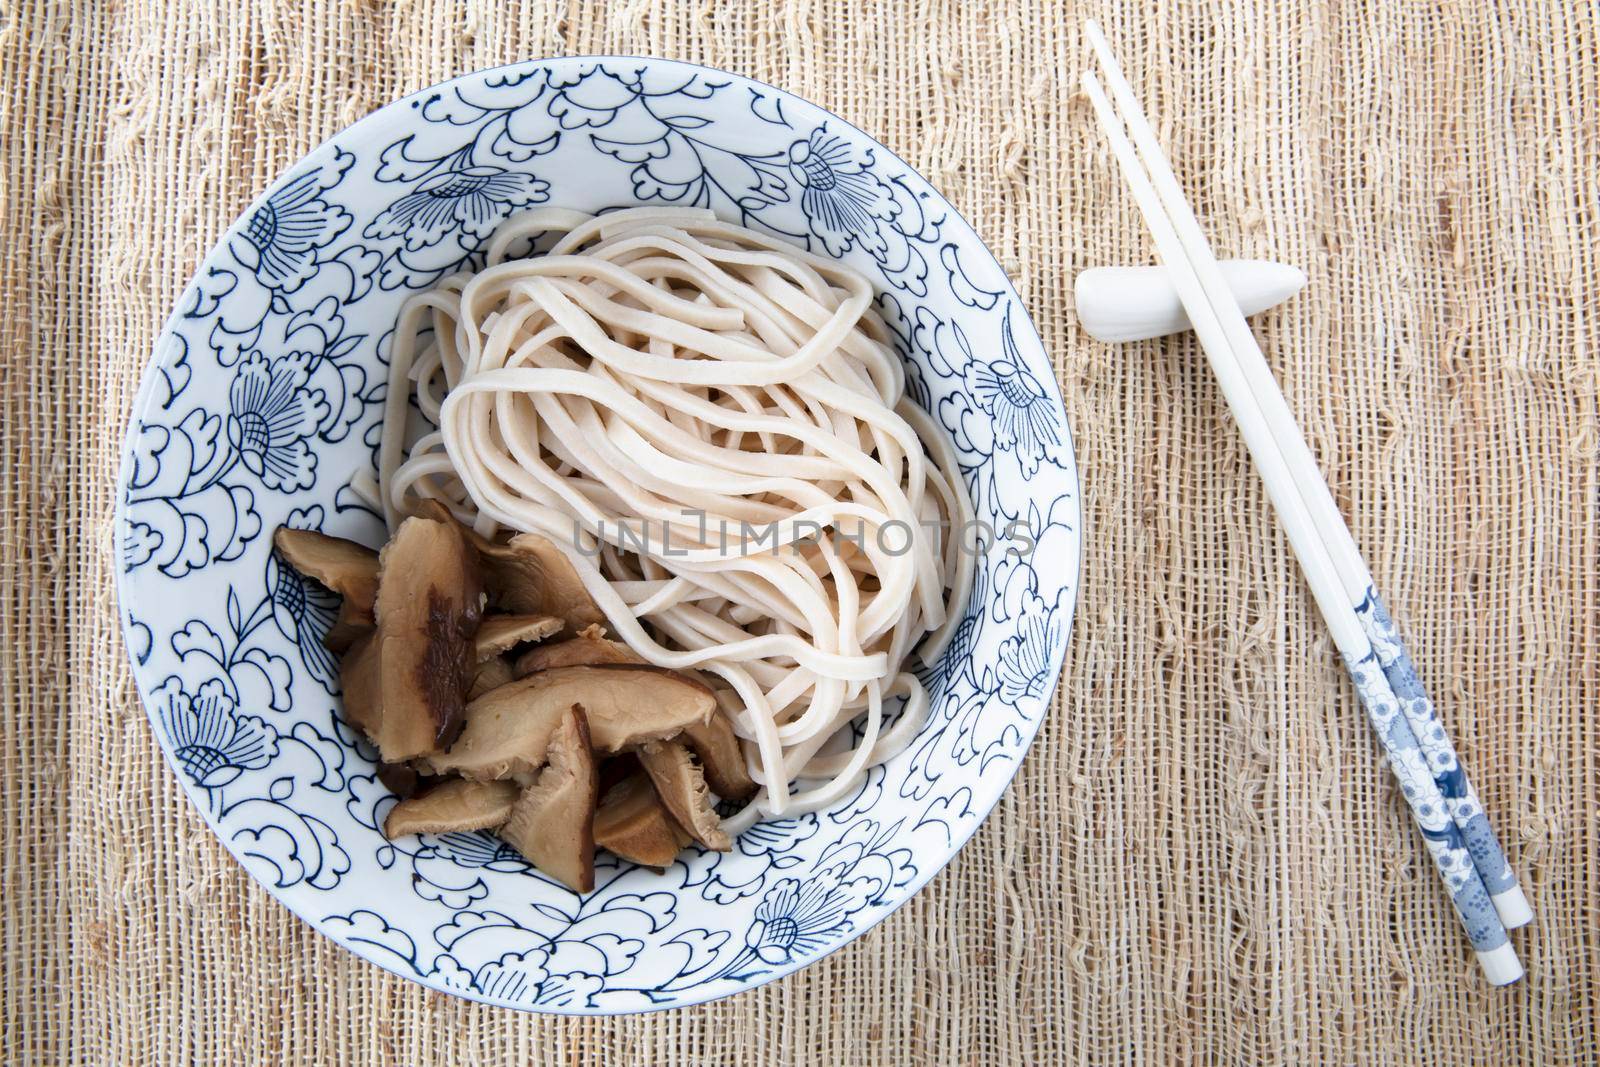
[[1356, 589, 1532, 929]]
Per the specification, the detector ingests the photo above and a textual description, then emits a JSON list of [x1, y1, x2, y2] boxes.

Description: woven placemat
[[3, 1, 1596, 1063]]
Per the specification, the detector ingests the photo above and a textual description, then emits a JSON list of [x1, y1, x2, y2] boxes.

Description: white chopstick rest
[[1082, 19, 1525, 985], [1074, 260, 1306, 342]]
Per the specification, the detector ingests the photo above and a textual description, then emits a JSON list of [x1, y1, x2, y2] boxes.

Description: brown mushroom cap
[[375, 761, 420, 799], [594, 774, 691, 867], [513, 628, 642, 676], [338, 632, 383, 738], [405, 499, 604, 633], [369, 517, 484, 761], [518, 632, 753, 800], [323, 598, 375, 655], [477, 533, 606, 633], [383, 778, 519, 837], [504, 634, 760, 798], [636, 740, 730, 851], [680, 713, 757, 802], [475, 614, 563, 660], [499, 705, 598, 893], [426, 666, 716, 780], [273, 527, 380, 612]]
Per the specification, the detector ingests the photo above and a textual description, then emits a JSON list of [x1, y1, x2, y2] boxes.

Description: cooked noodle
[[365, 207, 974, 833]]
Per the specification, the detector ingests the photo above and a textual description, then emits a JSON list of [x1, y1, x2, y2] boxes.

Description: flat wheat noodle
[[371, 207, 974, 833]]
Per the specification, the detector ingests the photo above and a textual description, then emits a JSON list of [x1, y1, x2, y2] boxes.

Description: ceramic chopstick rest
[[1074, 259, 1306, 343]]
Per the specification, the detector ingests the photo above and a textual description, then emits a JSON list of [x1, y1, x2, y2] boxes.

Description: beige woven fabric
[[3, 0, 1596, 1063]]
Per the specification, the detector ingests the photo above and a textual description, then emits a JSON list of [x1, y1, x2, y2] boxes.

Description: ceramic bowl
[[117, 57, 1079, 1013]]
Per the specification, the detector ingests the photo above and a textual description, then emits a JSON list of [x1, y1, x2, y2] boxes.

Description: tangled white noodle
[[368, 207, 974, 834]]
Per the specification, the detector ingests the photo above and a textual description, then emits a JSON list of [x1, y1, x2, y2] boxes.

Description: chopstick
[[1080, 21, 1524, 984], [1080, 21, 1532, 938]]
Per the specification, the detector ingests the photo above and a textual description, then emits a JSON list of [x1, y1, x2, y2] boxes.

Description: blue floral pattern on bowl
[[116, 58, 1080, 1014]]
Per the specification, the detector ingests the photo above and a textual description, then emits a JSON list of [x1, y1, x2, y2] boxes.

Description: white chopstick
[[1080, 22, 1522, 984], [1081, 21, 1531, 933]]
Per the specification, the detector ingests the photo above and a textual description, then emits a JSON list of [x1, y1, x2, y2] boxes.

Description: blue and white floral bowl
[[117, 58, 1080, 1013]]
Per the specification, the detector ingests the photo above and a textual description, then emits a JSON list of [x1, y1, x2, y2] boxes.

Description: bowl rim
[[115, 53, 1082, 1014]]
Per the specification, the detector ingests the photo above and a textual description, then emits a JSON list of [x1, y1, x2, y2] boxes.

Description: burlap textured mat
[[2, 1, 1594, 1063]]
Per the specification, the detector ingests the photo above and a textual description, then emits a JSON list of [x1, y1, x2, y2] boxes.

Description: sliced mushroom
[[273, 527, 380, 612], [681, 712, 757, 801], [383, 778, 519, 837], [406, 498, 604, 633], [369, 517, 483, 761], [477, 533, 606, 633], [500, 705, 598, 893], [426, 666, 715, 780], [422, 683, 565, 781], [323, 598, 374, 655], [338, 632, 383, 738], [375, 760, 420, 799], [594, 774, 691, 867], [475, 614, 563, 660], [467, 655, 515, 701], [513, 628, 643, 676], [636, 740, 730, 851]]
